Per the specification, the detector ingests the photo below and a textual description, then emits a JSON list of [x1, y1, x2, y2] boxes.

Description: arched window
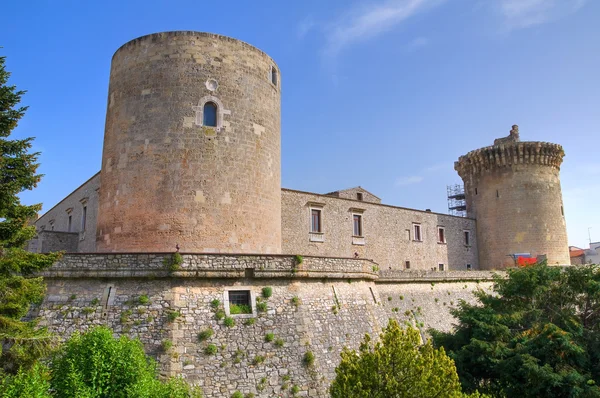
[[203, 102, 217, 127]]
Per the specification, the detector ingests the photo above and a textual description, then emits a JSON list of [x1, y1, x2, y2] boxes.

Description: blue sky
[[2, 0, 599, 248]]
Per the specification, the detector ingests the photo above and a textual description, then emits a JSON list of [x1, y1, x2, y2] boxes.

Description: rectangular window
[[466, 264, 472, 270], [271, 67, 278, 86], [357, 192, 363, 201], [81, 206, 87, 231], [413, 224, 422, 241], [227, 290, 252, 315], [405, 261, 411, 270], [437, 227, 446, 243], [438, 263, 445, 271], [464, 230, 470, 246], [353, 214, 363, 237], [68, 216, 72, 232], [310, 209, 321, 233]]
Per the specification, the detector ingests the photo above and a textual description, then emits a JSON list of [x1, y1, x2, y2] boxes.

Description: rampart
[[39, 253, 497, 397]]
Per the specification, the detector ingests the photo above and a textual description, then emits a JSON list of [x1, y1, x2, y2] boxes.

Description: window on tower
[[203, 102, 217, 127]]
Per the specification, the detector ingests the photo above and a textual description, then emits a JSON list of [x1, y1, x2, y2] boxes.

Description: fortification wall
[[97, 31, 281, 253], [282, 189, 478, 271], [38, 253, 495, 397]]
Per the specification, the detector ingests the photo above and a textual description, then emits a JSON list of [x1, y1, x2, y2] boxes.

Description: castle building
[[29, 32, 573, 397], [29, 31, 569, 271]]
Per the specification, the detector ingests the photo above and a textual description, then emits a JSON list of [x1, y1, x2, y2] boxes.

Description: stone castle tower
[[455, 125, 570, 269], [96, 32, 282, 253]]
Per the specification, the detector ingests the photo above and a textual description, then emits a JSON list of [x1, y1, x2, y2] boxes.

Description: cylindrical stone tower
[[455, 125, 569, 269], [96, 32, 281, 253]]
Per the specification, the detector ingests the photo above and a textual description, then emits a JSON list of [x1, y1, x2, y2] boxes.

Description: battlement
[[455, 140, 564, 178]]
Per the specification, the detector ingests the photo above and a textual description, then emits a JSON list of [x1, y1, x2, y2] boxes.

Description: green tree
[[330, 319, 486, 398], [0, 53, 60, 375], [50, 326, 203, 398], [432, 263, 600, 398]]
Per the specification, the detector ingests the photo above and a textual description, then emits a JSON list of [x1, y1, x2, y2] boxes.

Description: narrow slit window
[[405, 260, 411, 270], [464, 231, 470, 246], [68, 216, 72, 232], [271, 66, 277, 86], [203, 102, 217, 127], [81, 206, 87, 231], [353, 214, 363, 237], [438, 263, 445, 271], [357, 192, 363, 201], [413, 224, 422, 241], [310, 209, 322, 233], [437, 227, 446, 243]]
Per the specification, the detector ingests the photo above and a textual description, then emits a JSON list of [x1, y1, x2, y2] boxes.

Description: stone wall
[[97, 31, 281, 254], [30, 172, 100, 252], [281, 189, 479, 271], [325, 187, 381, 204], [38, 253, 496, 397]]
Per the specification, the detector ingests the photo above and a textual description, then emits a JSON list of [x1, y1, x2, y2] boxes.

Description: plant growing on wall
[[0, 54, 62, 374], [262, 286, 273, 299]]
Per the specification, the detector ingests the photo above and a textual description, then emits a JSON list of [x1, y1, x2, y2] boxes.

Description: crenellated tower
[[455, 125, 569, 269]]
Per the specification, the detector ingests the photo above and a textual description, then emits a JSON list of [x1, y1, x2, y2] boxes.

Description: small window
[[271, 66, 278, 86], [405, 261, 411, 270], [203, 102, 217, 127], [310, 208, 322, 233], [228, 290, 252, 314], [496, 190, 499, 198], [413, 224, 422, 241], [437, 227, 446, 244], [357, 192, 363, 201], [353, 214, 363, 237], [81, 206, 87, 231], [475, 188, 478, 195], [466, 264, 472, 270], [406, 229, 411, 241], [464, 231, 470, 246], [561, 206, 564, 216], [68, 216, 72, 232], [438, 263, 445, 271]]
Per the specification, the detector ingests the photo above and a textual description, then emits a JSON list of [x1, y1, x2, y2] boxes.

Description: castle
[[29, 32, 570, 397]]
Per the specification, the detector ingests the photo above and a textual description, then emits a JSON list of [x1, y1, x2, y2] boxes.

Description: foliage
[[252, 355, 265, 365], [294, 255, 303, 265], [204, 344, 217, 355], [231, 392, 243, 398], [303, 351, 314, 367], [50, 327, 202, 397], [229, 304, 251, 315], [214, 309, 225, 320], [0, 361, 51, 398], [261, 287, 272, 299], [243, 317, 256, 326], [256, 302, 268, 313], [161, 339, 173, 352], [210, 299, 220, 309], [0, 54, 61, 375], [197, 328, 213, 342], [432, 262, 600, 398], [163, 252, 183, 272], [275, 338, 284, 348], [223, 317, 235, 327], [138, 295, 150, 305], [330, 319, 483, 398], [264, 333, 274, 342], [167, 310, 180, 323], [291, 296, 300, 307]]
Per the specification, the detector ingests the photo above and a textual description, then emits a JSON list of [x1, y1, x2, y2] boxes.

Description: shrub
[[205, 344, 218, 355], [291, 385, 300, 394], [82, 307, 95, 315], [262, 286, 273, 299], [243, 317, 256, 326], [231, 392, 243, 398], [275, 338, 285, 348], [162, 339, 173, 351], [303, 351, 315, 367], [0, 362, 51, 398], [120, 309, 132, 323], [167, 310, 180, 323], [69, 294, 76, 300], [256, 302, 268, 313], [215, 309, 226, 320], [138, 295, 150, 305], [210, 299, 221, 309], [223, 317, 235, 327], [198, 328, 214, 342], [164, 252, 183, 272], [294, 254, 303, 265], [229, 303, 252, 314], [51, 327, 202, 397], [265, 333, 274, 342]]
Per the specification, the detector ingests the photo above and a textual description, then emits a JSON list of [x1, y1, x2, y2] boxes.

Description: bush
[[303, 351, 315, 367], [0, 362, 51, 398], [205, 344, 218, 355], [265, 333, 274, 342], [291, 296, 301, 307], [161, 339, 173, 351], [167, 310, 180, 323], [223, 317, 235, 327], [243, 318, 256, 326], [198, 328, 214, 342], [256, 302, 268, 313], [138, 295, 150, 305], [231, 392, 243, 398], [210, 299, 220, 309], [51, 327, 202, 397], [262, 287, 273, 299], [294, 255, 303, 265], [90, 298, 99, 306], [215, 309, 226, 320], [275, 338, 285, 348]]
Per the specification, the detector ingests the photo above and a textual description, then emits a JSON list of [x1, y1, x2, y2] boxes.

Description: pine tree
[[0, 53, 60, 375]]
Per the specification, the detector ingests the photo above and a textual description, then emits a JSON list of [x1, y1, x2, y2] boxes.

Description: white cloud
[[498, 0, 587, 30], [324, 0, 445, 57], [395, 176, 424, 186]]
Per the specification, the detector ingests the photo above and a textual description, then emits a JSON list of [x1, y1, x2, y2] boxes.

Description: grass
[[275, 338, 284, 348], [243, 317, 256, 326], [291, 385, 300, 395], [252, 355, 265, 365], [229, 303, 252, 314], [215, 309, 226, 320], [294, 254, 303, 265], [210, 299, 221, 309], [167, 310, 180, 323], [303, 351, 315, 367], [198, 328, 214, 342], [161, 339, 173, 351], [231, 392, 243, 398], [256, 302, 268, 313], [264, 333, 274, 342], [223, 317, 235, 327], [90, 298, 99, 306], [138, 295, 150, 305], [291, 296, 301, 307], [205, 344, 218, 355], [82, 307, 94, 315]]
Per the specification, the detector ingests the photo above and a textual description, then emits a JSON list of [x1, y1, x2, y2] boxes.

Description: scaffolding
[[447, 184, 466, 217]]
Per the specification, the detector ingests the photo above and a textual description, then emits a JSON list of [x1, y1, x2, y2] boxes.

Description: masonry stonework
[[96, 32, 281, 254]]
